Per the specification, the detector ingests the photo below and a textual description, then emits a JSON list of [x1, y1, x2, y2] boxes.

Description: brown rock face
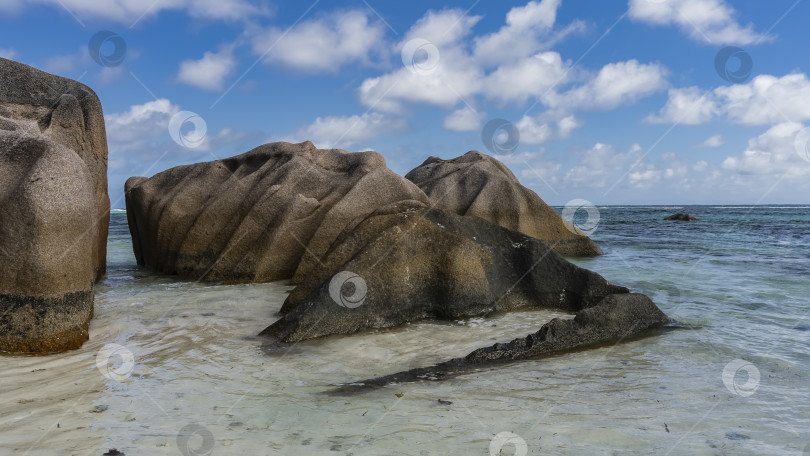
[[263, 201, 628, 343], [124, 141, 429, 283], [0, 58, 110, 353], [405, 151, 603, 256]]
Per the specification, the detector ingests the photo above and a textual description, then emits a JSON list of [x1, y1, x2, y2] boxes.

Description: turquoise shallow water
[[2, 206, 809, 455]]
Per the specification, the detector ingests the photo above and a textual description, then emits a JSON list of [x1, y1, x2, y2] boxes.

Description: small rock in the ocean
[[395, 393, 404, 398], [90, 405, 109, 413], [437, 399, 453, 405], [103, 449, 125, 456], [229, 421, 244, 427], [725, 432, 750, 441], [664, 213, 697, 221]]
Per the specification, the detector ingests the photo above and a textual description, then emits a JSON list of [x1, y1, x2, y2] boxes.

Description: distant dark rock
[[331, 293, 674, 392], [103, 449, 125, 456], [405, 151, 603, 256], [262, 201, 630, 343], [0, 57, 109, 354], [664, 213, 697, 221]]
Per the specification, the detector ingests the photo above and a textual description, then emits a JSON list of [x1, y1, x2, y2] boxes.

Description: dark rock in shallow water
[[124, 141, 428, 282], [405, 151, 603, 256], [0, 57, 109, 354], [330, 293, 673, 392], [261, 201, 630, 343], [664, 213, 697, 221]]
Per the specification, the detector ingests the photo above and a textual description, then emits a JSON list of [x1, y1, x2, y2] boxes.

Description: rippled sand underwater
[[2, 207, 809, 455]]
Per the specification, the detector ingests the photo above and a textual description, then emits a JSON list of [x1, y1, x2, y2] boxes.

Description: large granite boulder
[[262, 200, 630, 343], [405, 151, 603, 256], [0, 58, 110, 353], [124, 141, 429, 282]]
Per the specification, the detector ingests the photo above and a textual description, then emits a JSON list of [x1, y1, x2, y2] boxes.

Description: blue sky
[[1, 0, 809, 207]]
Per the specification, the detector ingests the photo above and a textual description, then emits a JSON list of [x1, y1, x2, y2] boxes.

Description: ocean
[[1, 206, 808, 455]]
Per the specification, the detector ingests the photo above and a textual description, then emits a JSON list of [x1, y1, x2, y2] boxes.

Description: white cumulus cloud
[[358, 4, 666, 127], [290, 112, 404, 149], [721, 122, 810, 178], [701, 134, 724, 147], [252, 10, 385, 72], [515, 114, 581, 144], [177, 48, 235, 90], [443, 106, 485, 131], [628, 0, 770, 45], [0, 0, 271, 23], [105, 98, 180, 151], [650, 73, 810, 126], [547, 60, 668, 112], [473, 0, 563, 66]]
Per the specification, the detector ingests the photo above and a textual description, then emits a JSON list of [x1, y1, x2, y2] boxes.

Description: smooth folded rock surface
[[262, 201, 629, 343], [331, 293, 673, 391], [125, 141, 429, 282], [405, 151, 602, 256], [0, 58, 109, 353]]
